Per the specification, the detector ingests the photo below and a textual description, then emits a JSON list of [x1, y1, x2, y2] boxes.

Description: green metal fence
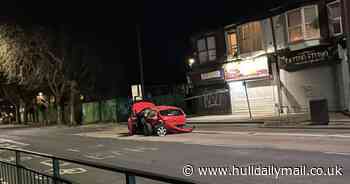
[[81, 95, 187, 124], [101, 99, 117, 122], [0, 149, 72, 184], [82, 102, 101, 123], [82, 99, 118, 123], [0, 148, 198, 184]]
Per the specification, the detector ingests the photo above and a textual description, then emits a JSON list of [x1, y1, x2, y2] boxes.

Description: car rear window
[[160, 109, 183, 116]]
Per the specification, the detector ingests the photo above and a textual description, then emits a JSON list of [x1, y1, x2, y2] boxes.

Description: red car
[[128, 100, 193, 136]]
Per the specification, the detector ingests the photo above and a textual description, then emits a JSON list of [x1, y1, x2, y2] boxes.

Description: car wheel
[[143, 123, 153, 136], [155, 124, 167, 136]]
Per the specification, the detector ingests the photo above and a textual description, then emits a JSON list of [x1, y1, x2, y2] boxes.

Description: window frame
[[196, 36, 217, 64], [285, 5, 320, 43], [237, 21, 264, 54], [327, 0, 343, 36], [225, 30, 239, 59]]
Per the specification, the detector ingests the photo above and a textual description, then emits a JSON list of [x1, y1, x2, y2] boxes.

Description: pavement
[[186, 112, 350, 128], [0, 123, 349, 183], [1, 112, 349, 130]]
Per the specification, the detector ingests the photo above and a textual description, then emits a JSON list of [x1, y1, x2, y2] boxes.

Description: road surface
[[0, 124, 348, 184]]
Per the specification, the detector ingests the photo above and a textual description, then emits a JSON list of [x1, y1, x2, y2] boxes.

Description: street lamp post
[[136, 24, 145, 99]]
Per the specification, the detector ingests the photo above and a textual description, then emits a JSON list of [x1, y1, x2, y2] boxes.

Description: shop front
[[277, 45, 342, 112], [188, 69, 231, 115], [224, 55, 279, 116]]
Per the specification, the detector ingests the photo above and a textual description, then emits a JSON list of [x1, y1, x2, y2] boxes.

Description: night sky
[[4, 0, 296, 95]]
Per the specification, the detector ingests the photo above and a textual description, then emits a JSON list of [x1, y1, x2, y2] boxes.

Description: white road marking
[[194, 131, 350, 138], [0, 143, 22, 149], [60, 168, 88, 175], [0, 139, 29, 146], [46, 168, 88, 175], [21, 156, 34, 161], [138, 147, 159, 151], [111, 151, 123, 156], [67, 148, 80, 152], [123, 148, 145, 152], [41, 160, 71, 167], [255, 132, 350, 138], [324, 152, 350, 156], [84, 153, 116, 160], [0, 156, 33, 162]]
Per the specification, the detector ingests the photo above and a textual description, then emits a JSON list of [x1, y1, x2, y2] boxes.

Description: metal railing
[[0, 147, 198, 184]]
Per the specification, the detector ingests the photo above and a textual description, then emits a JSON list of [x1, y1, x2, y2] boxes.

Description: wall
[[280, 65, 339, 112], [337, 44, 350, 110]]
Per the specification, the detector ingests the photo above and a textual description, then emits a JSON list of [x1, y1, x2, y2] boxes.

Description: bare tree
[[0, 23, 97, 125], [0, 23, 68, 124], [45, 51, 69, 124]]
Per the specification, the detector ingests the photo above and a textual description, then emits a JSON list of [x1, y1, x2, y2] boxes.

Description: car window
[[160, 109, 183, 116], [145, 110, 157, 118]]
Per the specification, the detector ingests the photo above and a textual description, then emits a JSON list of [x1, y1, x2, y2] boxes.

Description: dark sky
[[3, 0, 296, 93]]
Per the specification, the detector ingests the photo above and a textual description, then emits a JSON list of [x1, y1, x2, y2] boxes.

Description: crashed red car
[[128, 100, 193, 136]]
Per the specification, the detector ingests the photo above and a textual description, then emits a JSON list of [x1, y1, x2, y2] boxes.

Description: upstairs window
[[286, 5, 320, 43], [197, 36, 216, 64], [287, 9, 303, 42], [226, 32, 238, 59], [328, 0, 343, 36], [238, 21, 263, 54]]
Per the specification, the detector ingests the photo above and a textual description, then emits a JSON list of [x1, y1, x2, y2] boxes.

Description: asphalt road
[[0, 124, 349, 184]]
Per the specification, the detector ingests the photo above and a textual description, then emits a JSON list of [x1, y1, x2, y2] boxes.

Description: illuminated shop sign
[[201, 70, 223, 80], [223, 56, 270, 81], [277, 46, 339, 71]]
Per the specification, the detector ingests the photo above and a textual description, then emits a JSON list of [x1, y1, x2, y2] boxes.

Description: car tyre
[[155, 124, 167, 136], [143, 123, 153, 136]]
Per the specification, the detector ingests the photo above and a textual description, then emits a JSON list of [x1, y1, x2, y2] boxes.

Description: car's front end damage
[[127, 101, 193, 136]]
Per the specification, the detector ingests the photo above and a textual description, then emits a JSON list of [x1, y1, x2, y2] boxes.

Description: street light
[[188, 58, 195, 67]]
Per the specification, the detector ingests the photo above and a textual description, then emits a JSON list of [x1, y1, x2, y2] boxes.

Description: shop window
[[286, 5, 320, 43], [327, 0, 343, 36], [238, 21, 263, 54], [226, 32, 238, 59], [197, 36, 216, 64]]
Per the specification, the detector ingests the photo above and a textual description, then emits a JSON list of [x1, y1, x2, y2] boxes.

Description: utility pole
[[136, 24, 145, 99]]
